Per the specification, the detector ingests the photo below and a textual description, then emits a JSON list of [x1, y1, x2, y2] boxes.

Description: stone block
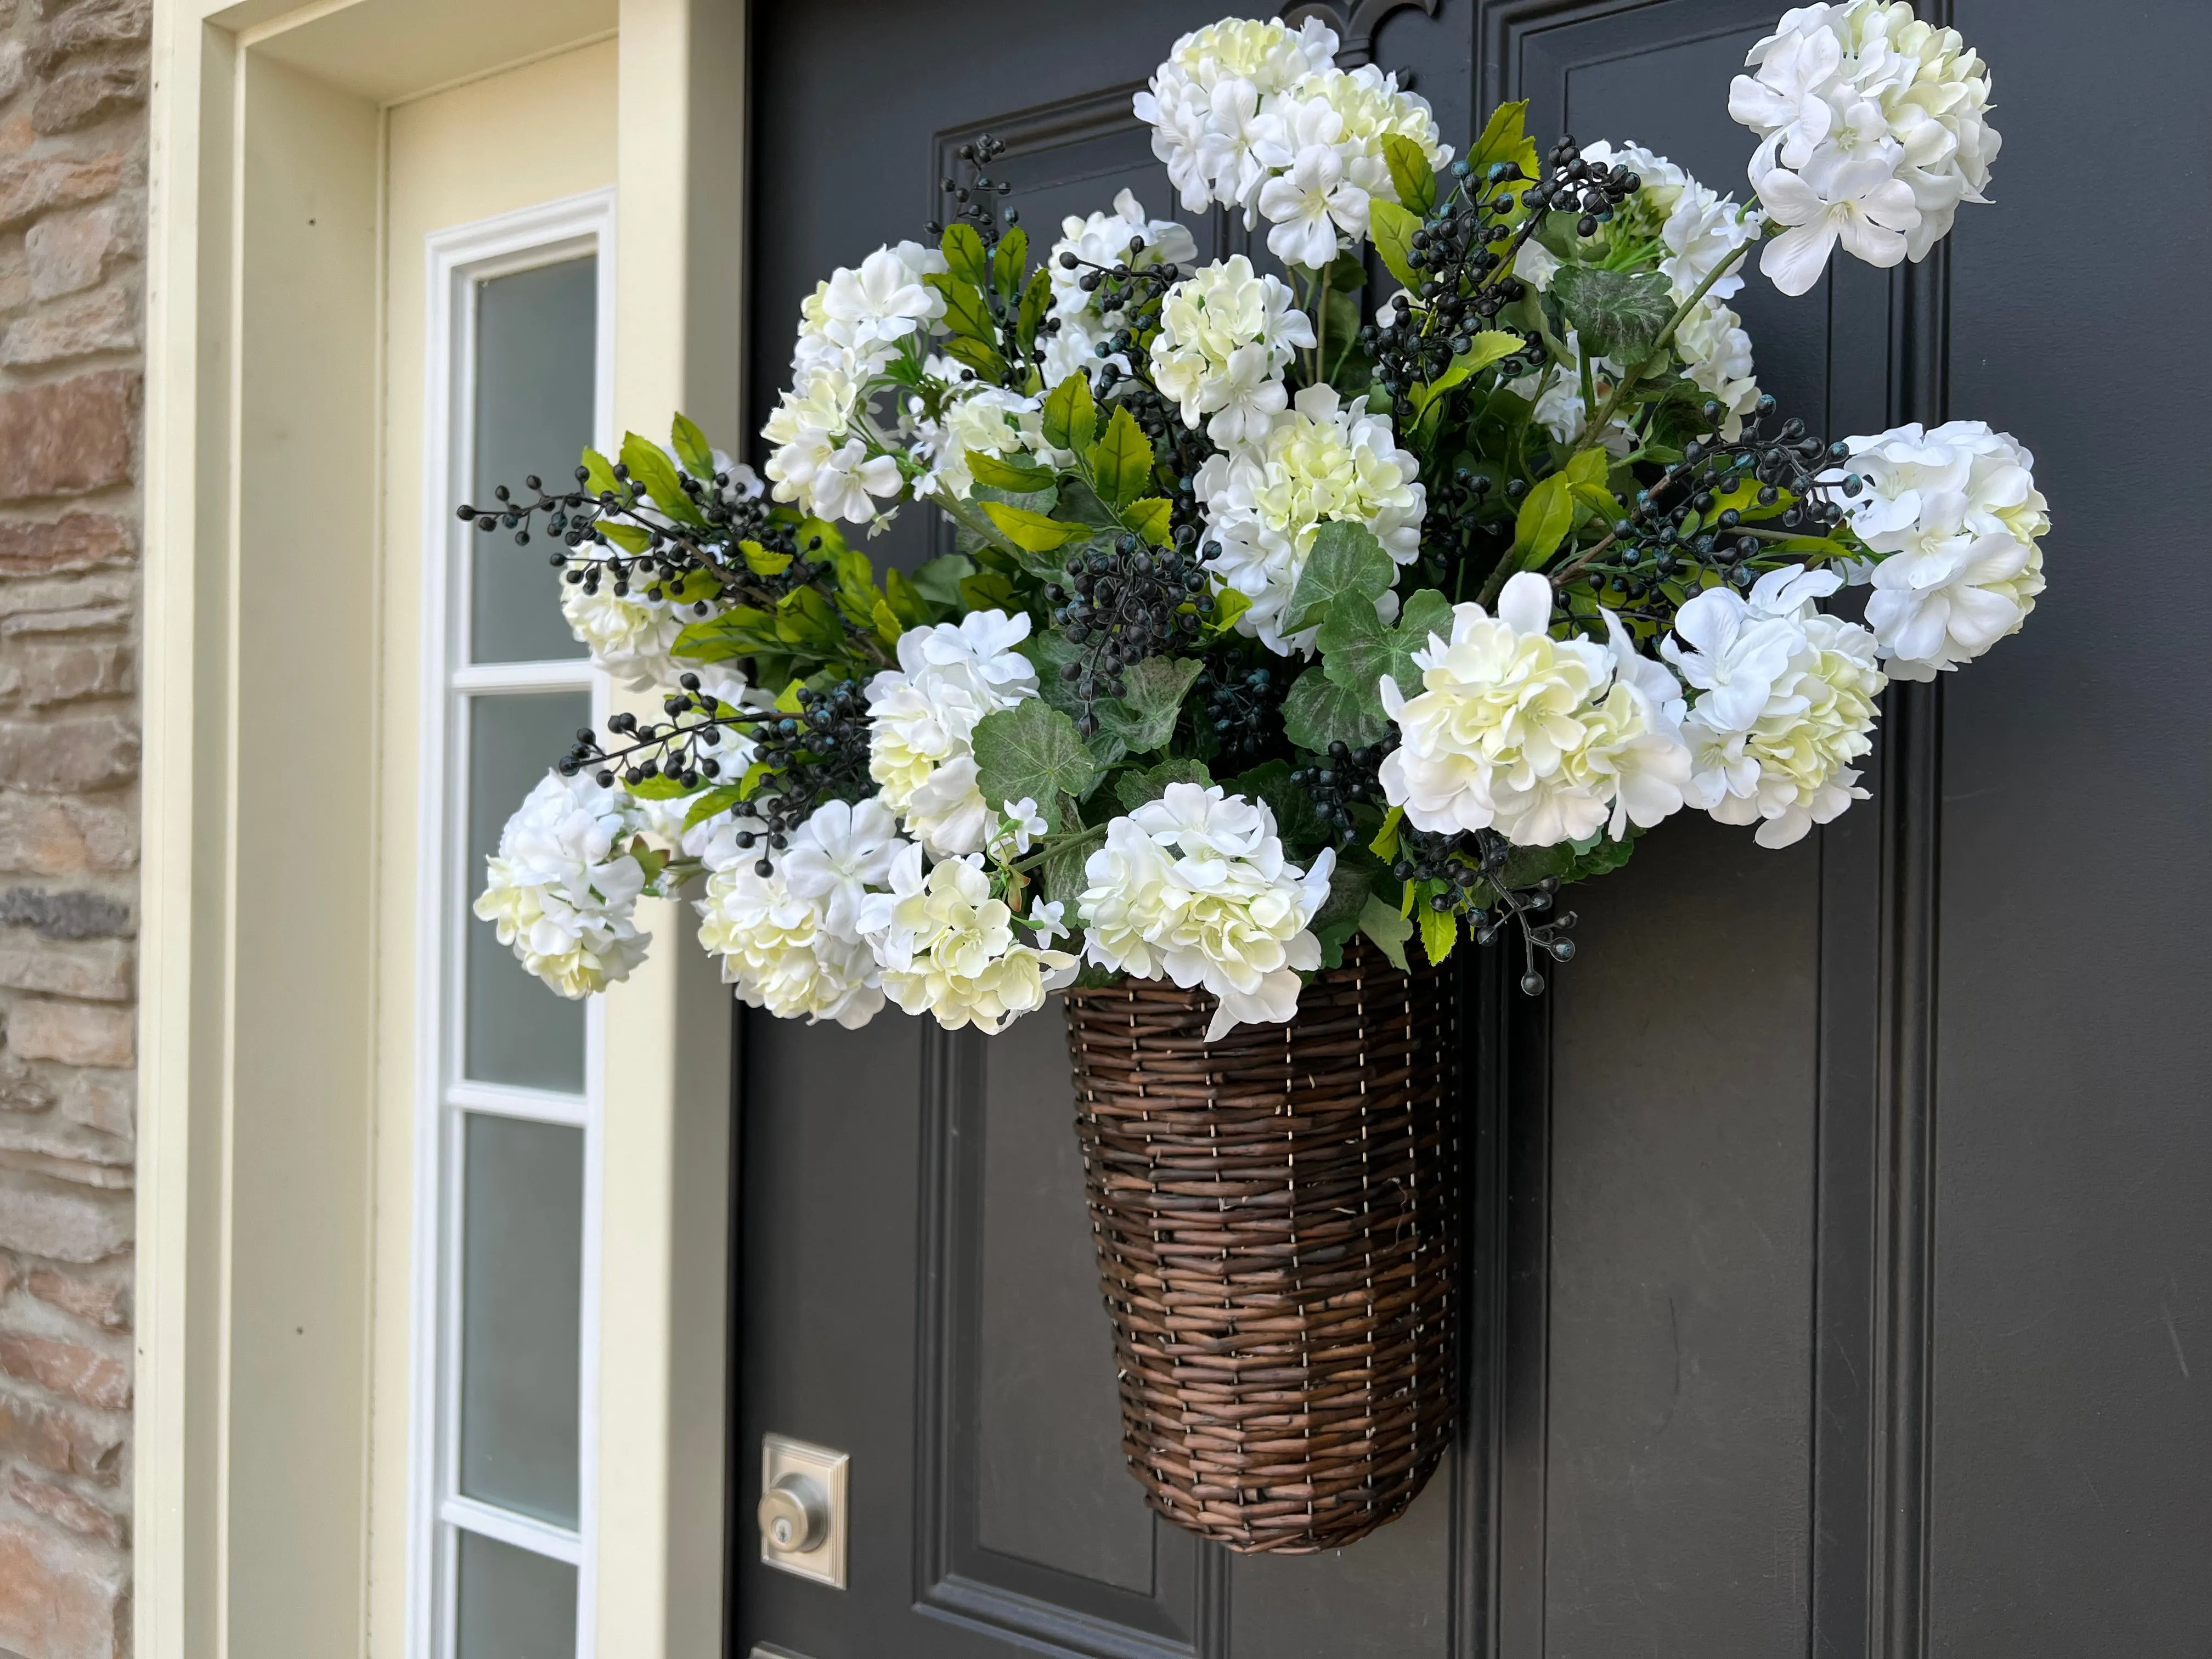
[[7, 1000, 132, 1067], [0, 153, 124, 231], [0, 1172, 129, 1261], [0, 714, 137, 791], [0, 937, 129, 999], [55, 1069, 127, 1138], [0, 285, 136, 366], [30, 60, 144, 134], [0, 1331, 127, 1410], [0, 1381, 120, 1481], [7, 1468, 123, 1547], [43, 0, 151, 57], [24, 1265, 126, 1330], [0, 41, 26, 106], [0, 1049, 49, 1111], [0, 889, 129, 939], [24, 204, 112, 300], [0, 797, 136, 874], [0, 1513, 127, 1659], [0, 639, 132, 706], [0, 513, 133, 574], [0, 369, 136, 499]]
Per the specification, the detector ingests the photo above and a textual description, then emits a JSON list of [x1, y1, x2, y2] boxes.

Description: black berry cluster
[[1191, 658, 1286, 765], [927, 134, 1016, 245], [1046, 529, 1212, 728], [1393, 827, 1579, 995], [1290, 740, 1389, 847]]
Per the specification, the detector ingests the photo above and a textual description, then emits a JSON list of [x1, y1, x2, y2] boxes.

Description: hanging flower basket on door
[[1065, 939, 1458, 1552], [462, 0, 2040, 1554]]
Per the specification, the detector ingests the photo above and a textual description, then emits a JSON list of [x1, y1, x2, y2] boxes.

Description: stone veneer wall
[[0, 0, 146, 1652]]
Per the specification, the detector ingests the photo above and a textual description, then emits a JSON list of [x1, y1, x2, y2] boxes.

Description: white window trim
[[409, 186, 618, 1659]]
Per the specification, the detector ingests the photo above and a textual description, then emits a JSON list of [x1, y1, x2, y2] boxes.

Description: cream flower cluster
[[865, 611, 1039, 857], [1078, 784, 1335, 1041], [1148, 255, 1316, 448], [1662, 566, 1886, 847], [1834, 420, 2047, 680], [910, 378, 1051, 504], [1196, 383, 1425, 654], [1505, 326, 1633, 454], [857, 846, 1077, 1032], [764, 240, 947, 527], [1042, 189, 1199, 388], [1730, 1, 1999, 295], [1133, 15, 1452, 269], [1379, 572, 1692, 848], [692, 797, 905, 1029], [475, 771, 652, 998]]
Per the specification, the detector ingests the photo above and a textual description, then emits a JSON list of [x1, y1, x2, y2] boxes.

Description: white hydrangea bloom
[[1133, 16, 1341, 215], [558, 581, 686, 693], [1042, 189, 1199, 388], [812, 240, 949, 362], [1148, 255, 1316, 448], [1249, 65, 1452, 266], [695, 862, 885, 1029], [1662, 565, 1886, 848], [762, 363, 904, 527], [865, 611, 1039, 856], [475, 772, 652, 998], [1730, 1, 1999, 294], [1378, 572, 1691, 848], [779, 796, 909, 939], [858, 845, 1078, 1032], [1197, 383, 1425, 655], [1673, 301, 1763, 441], [1078, 784, 1335, 1041], [1833, 420, 2047, 679], [911, 381, 1049, 503]]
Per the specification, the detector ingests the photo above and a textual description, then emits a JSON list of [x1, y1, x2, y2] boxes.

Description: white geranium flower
[[1133, 16, 1341, 213], [1256, 140, 1364, 268], [475, 771, 652, 998], [558, 578, 685, 692], [1378, 572, 1691, 848], [1662, 565, 1886, 847], [696, 859, 884, 1029], [866, 611, 1039, 856], [778, 795, 908, 939], [913, 382, 1048, 501], [816, 240, 949, 354], [1832, 420, 2047, 679], [987, 797, 1049, 860], [1148, 255, 1315, 448], [1078, 785, 1334, 1041], [1755, 141, 1920, 295], [763, 363, 905, 527], [859, 845, 1078, 1032], [1674, 301, 1763, 440], [1197, 383, 1425, 655], [1043, 189, 1199, 388]]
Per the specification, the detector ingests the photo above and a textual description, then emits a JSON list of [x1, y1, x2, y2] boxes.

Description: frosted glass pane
[[471, 256, 595, 665], [459, 1113, 583, 1526], [465, 691, 590, 1093], [455, 1529, 576, 1659]]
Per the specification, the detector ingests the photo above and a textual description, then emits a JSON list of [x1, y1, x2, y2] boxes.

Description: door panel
[[733, 4, 2212, 1656]]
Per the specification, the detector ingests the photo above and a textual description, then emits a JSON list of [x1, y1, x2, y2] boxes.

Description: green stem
[[1582, 203, 1762, 439]]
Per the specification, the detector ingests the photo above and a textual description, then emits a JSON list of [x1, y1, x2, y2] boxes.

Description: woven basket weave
[[1063, 940, 1459, 1554]]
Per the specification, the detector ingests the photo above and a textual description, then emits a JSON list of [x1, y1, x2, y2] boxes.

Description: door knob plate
[[759, 1434, 849, 1588]]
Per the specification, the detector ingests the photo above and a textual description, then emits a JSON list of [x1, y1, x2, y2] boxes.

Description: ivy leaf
[[1041, 373, 1098, 453], [1551, 264, 1676, 361], [1316, 586, 1450, 698], [968, 450, 1057, 492], [912, 554, 975, 611], [1383, 134, 1437, 216], [1086, 404, 1155, 509], [1511, 471, 1576, 570], [1369, 197, 1421, 291], [1282, 663, 1391, 752], [1092, 654, 1201, 757], [1310, 843, 1385, 940], [991, 226, 1029, 300], [1231, 759, 1334, 855], [972, 699, 1102, 830], [1115, 758, 1215, 814], [1322, 249, 1369, 294], [1125, 496, 1173, 548], [1284, 520, 1397, 637], [1020, 628, 1093, 720], [1042, 832, 1097, 912], [620, 432, 708, 526], [940, 223, 992, 292], [983, 500, 1087, 553], [1412, 330, 1524, 416], [1358, 891, 1413, 970], [669, 413, 716, 479]]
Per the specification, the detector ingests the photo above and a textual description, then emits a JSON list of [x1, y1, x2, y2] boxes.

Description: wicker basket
[[1063, 940, 1459, 1554]]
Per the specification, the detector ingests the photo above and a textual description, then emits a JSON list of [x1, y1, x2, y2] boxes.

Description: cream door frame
[[141, 1, 746, 1655]]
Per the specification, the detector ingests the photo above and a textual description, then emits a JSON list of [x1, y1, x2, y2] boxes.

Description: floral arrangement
[[475, 2, 2041, 1041]]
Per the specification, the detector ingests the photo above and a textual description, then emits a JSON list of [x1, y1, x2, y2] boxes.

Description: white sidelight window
[[413, 192, 616, 1659]]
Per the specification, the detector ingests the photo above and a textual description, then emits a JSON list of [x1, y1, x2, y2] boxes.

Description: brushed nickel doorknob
[[758, 1472, 829, 1554]]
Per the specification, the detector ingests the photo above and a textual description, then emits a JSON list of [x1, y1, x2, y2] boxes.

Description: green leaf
[[1413, 330, 1525, 415], [1383, 134, 1438, 216], [1282, 664, 1391, 752], [683, 784, 746, 828], [1020, 628, 1088, 718], [940, 223, 992, 292], [1370, 197, 1422, 290], [938, 333, 1008, 380], [1016, 268, 1052, 351], [1370, 805, 1404, 862], [912, 553, 975, 611], [1092, 654, 1201, 757], [1284, 520, 1397, 637], [991, 227, 1029, 301], [1204, 584, 1252, 637], [1114, 758, 1215, 814], [967, 450, 1057, 492], [1041, 373, 1098, 454], [580, 447, 624, 501], [620, 432, 708, 527], [1551, 264, 1676, 361], [927, 272, 998, 343], [958, 569, 1019, 613], [1086, 404, 1155, 509], [597, 520, 651, 554], [669, 413, 715, 479], [1418, 902, 1459, 967], [1316, 586, 1450, 698], [972, 699, 1101, 830], [1470, 100, 1540, 202], [1358, 891, 1413, 971], [1309, 843, 1385, 941], [1125, 496, 1173, 548], [983, 500, 1086, 554], [883, 566, 931, 626], [740, 539, 792, 577], [1323, 249, 1369, 294], [1041, 832, 1098, 912], [1231, 760, 1334, 855], [1511, 472, 1576, 570]]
